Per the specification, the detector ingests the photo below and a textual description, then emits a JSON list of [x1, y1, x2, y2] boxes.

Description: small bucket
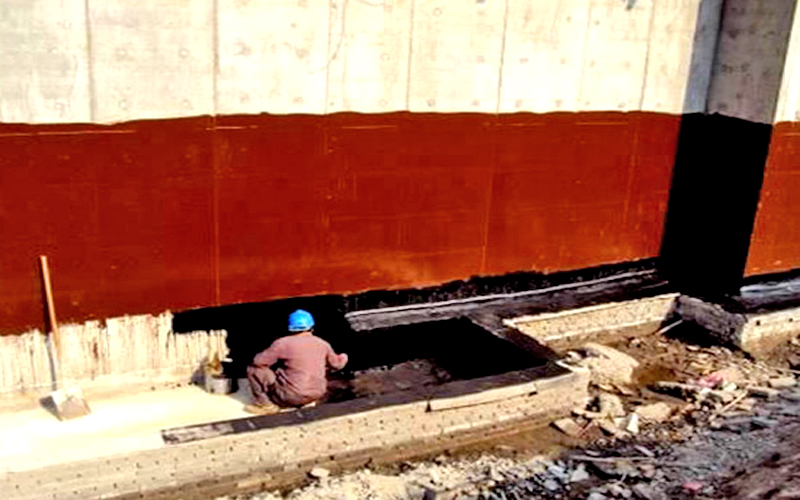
[[205, 375, 232, 395]]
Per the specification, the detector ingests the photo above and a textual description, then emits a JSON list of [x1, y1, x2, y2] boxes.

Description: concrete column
[[660, 0, 799, 294]]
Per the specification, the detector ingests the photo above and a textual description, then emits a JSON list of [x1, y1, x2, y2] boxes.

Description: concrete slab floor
[[0, 384, 253, 474]]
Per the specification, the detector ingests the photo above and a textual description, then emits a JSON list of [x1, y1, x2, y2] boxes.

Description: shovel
[[40, 255, 91, 420]]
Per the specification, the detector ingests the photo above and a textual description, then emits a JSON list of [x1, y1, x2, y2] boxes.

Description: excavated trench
[[325, 318, 552, 403], [120, 264, 674, 499], [15, 266, 799, 499], [161, 314, 565, 445], [163, 264, 668, 446], [171, 260, 666, 383], [6, 266, 678, 500]]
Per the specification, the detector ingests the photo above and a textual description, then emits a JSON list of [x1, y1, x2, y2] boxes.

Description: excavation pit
[[0, 310, 589, 500], [161, 317, 567, 444], [327, 318, 551, 401]]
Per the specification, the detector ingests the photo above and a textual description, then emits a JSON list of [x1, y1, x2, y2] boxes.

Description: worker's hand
[[330, 352, 348, 371], [327, 347, 348, 370]]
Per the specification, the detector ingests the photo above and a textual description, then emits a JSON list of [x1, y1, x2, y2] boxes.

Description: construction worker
[[245, 309, 348, 415]]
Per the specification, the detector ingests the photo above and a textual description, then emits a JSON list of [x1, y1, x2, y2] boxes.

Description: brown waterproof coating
[[0, 111, 679, 333], [747, 121, 800, 276]]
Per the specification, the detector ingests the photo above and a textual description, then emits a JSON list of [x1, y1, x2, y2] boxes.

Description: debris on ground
[[767, 376, 797, 389], [219, 329, 800, 500], [635, 402, 672, 423], [570, 343, 640, 386], [226, 382, 800, 499], [748, 386, 780, 400], [308, 467, 330, 480], [597, 393, 626, 418], [552, 418, 583, 438]]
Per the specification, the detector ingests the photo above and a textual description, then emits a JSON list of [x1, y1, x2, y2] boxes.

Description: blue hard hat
[[288, 309, 315, 332]]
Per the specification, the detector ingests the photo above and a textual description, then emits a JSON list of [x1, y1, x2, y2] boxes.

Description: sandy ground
[[0, 383, 253, 473], [0, 358, 457, 474]]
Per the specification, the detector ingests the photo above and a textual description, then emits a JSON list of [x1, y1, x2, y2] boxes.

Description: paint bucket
[[205, 375, 232, 395]]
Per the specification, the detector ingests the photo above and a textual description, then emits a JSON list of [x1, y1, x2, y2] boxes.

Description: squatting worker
[[245, 309, 348, 414]]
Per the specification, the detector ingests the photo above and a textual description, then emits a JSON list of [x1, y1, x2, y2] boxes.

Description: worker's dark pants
[[246, 365, 313, 408]]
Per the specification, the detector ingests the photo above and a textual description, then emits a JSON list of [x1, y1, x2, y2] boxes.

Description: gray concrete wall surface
[[0, 0, 724, 124]]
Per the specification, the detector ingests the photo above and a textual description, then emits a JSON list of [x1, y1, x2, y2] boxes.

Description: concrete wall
[[0, 0, 732, 332], [0, 0, 91, 123], [0, 0, 718, 123], [0, 314, 227, 396], [706, 0, 797, 124], [775, 3, 800, 124]]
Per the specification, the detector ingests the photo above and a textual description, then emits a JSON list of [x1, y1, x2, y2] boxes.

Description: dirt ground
[[325, 359, 453, 403], [218, 325, 800, 500]]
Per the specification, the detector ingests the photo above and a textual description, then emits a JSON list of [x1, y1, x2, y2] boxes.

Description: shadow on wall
[[175, 305, 547, 387], [658, 0, 796, 297], [172, 260, 663, 378], [173, 295, 352, 380], [660, 113, 771, 296]]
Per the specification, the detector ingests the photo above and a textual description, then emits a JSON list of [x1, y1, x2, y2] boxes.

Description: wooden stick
[[654, 319, 684, 336], [40, 255, 63, 390], [709, 391, 749, 423]]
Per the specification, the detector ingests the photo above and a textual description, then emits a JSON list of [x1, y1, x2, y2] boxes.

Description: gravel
[[220, 389, 798, 500]]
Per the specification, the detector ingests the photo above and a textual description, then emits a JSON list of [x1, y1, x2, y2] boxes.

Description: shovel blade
[[51, 387, 91, 420]]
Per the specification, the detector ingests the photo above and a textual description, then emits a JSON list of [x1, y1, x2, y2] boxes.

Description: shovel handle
[[40, 255, 61, 358]]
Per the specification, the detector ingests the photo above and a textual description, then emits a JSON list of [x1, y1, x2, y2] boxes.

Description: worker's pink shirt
[[252, 334, 348, 400]]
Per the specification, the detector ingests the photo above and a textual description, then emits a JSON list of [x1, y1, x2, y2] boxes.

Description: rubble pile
[[225, 455, 557, 500], [551, 337, 798, 443], [491, 379, 800, 499]]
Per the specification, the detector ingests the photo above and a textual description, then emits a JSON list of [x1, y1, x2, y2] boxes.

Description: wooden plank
[[579, 0, 654, 112], [88, 0, 214, 123], [499, 0, 590, 113], [0, 0, 91, 123], [216, 0, 330, 115], [407, 0, 505, 113], [641, 0, 703, 114], [326, 0, 413, 113]]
